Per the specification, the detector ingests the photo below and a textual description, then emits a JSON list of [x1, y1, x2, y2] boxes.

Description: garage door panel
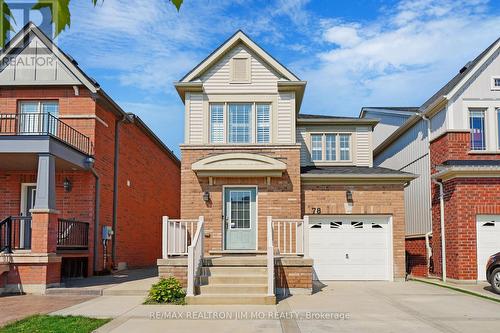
[[477, 216, 500, 281], [309, 215, 392, 281]]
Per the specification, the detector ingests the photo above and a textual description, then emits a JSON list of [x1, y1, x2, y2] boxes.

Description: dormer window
[[310, 133, 352, 162], [492, 77, 500, 90], [231, 57, 250, 83]]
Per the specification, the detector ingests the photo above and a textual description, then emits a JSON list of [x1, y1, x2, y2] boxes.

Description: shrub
[[146, 277, 186, 304]]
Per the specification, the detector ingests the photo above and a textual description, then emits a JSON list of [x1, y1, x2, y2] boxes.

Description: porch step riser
[[200, 275, 267, 284], [202, 257, 267, 267], [197, 285, 268, 295], [201, 267, 267, 275], [186, 295, 276, 305]]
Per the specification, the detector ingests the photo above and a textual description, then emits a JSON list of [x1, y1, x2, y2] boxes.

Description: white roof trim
[[181, 31, 299, 83], [192, 152, 286, 177], [0, 22, 99, 93], [445, 39, 500, 102]]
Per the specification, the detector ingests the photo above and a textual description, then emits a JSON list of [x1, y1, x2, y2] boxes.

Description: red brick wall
[[302, 184, 407, 280], [115, 121, 180, 268], [430, 132, 500, 280], [431, 177, 500, 280], [180, 147, 301, 253], [406, 237, 429, 277], [430, 131, 500, 170]]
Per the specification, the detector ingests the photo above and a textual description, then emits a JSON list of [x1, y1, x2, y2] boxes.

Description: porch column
[[30, 153, 59, 253]]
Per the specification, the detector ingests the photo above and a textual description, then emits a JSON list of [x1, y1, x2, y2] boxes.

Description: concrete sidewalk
[[50, 281, 500, 333]]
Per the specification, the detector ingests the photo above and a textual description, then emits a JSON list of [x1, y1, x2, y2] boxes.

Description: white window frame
[[497, 108, 500, 150], [256, 103, 270, 144], [310, 133, 352, 162], [469, 108, 487, 151], [19, 100, 59, 115], [209, 103, 224, 143], [491, 76, 500, 91], [208, 102, 272, 144]]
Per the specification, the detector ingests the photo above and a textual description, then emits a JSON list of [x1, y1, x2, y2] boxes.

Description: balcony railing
[[0, 113, 93, 155], [0, 216, 32, 252], [57, 219, 89, 250]]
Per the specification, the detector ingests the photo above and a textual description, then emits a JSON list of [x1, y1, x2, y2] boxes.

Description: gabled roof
[[1, 22, 180, 164], [421, 37, 500, 111], [179, 30, 300, 83]]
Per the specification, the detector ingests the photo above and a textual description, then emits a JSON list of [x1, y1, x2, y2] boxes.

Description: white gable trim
[[180, 30, 300, 83], [0, 22, 99, 93], [444, 39, 500, 104]]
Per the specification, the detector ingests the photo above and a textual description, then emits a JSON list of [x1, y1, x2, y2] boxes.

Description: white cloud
[[299, 0, 500, 116], [323, 25, 362, 48]]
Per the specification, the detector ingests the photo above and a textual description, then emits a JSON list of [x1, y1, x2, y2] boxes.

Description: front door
[[224, 187, 257, 250]]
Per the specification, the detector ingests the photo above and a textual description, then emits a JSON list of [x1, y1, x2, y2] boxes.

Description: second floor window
[[256, 104, 270, 143], [209, 102, 271, 144], [311, 133, 352, 162], [210, 104, 224, 143], [228, 103, 251, 143], [469, 109, 486, 151], [19, 101, 59, 135], [497, 108, 500, 150]]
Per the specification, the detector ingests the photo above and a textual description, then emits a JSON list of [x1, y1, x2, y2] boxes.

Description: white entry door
[[476, 216, 500, 281], [309, 215, 392, 281]]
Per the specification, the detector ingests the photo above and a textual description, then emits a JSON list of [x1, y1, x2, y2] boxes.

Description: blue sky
[[7, 0, 500, 156]]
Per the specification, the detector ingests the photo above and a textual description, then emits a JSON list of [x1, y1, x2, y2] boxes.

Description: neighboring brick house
[[0, 23, 180, 294], [362, 37, 500, 282], [158, 30, 415, 304]]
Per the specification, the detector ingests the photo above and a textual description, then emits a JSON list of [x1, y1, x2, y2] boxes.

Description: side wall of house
[[116, 121, 180, 268]]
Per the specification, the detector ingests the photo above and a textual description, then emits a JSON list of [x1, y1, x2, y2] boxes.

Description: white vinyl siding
[[497, 108, 500, 149], [210, 103, 224, 143], [188, 93, 204, 144], [277, 92, 294, 143], [200, 44, 279, 94], [228, 103, 252, 143], [256, 104, 270, 143]]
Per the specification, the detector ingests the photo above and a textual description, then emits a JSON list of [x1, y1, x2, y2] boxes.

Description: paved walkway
[[412, 277, 500, 301], [0, 294, 94, 326], [51, 281, 500, 333]]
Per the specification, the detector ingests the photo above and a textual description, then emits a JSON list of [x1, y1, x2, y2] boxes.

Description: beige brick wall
[[180, 147, 302, 253], [302, 184, 406, 280]]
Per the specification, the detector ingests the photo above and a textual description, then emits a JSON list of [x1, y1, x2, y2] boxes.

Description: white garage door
[[309, 215, 392, 281], [477, 216, 500, 281]]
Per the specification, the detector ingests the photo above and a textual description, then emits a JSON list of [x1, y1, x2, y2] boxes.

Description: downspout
[[112, 115, 129, 268], [432, 178, 446, 282], [424, 231, 432, 275], [421, 115, 434, 277], [86, 157, 100, 273]]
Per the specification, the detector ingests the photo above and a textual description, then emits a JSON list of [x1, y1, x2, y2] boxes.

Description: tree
[[0, 0, 183, 47]]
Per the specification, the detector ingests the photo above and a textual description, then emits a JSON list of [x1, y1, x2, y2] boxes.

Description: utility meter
[[102, 226, 114, 241]]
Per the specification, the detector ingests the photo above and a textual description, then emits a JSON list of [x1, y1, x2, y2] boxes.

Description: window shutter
[[232, 58, 249, 82]]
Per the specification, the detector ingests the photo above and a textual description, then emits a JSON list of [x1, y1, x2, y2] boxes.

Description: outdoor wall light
[[346, 190, 353, 203], [203, 191, 210, 202], [63, 178, 73, 193]]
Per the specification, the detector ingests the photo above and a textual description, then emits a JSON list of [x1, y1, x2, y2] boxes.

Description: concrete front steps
[[186, 255, 275, 305]]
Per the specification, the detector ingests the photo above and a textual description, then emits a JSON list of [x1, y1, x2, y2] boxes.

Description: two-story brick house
[[0, 23, 180, 294], [157, 31, 415, 304], [362, 37, 500, 283]]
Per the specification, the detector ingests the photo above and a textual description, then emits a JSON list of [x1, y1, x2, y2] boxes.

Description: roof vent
[[459, 61, 472, 74]]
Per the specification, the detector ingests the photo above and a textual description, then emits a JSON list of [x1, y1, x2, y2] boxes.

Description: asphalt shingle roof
[[301, 166, 415, 177]]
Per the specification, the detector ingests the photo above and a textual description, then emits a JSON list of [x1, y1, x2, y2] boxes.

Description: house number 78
[[311, 208, 321, 214]]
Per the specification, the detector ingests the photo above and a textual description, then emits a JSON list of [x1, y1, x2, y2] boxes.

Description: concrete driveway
[[53, 281, 500, 333]]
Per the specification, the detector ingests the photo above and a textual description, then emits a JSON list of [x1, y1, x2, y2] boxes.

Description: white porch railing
[[266, 216, 274, 296], [271, 216, 309, 256], [162, 217, 199, 257], [187, 216, 204, 297]]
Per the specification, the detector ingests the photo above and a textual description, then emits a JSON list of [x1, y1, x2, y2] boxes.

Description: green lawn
[[0, 315, 111, 333]]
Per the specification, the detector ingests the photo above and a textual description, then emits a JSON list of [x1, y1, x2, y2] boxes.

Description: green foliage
[[0, 0, 184, 47], [0, 0, 15, 47], [0, 315, 110, 333], [146, 277, 186, 304]]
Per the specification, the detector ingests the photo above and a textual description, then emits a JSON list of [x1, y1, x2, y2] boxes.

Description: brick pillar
[[30, 212, 58, 253]]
